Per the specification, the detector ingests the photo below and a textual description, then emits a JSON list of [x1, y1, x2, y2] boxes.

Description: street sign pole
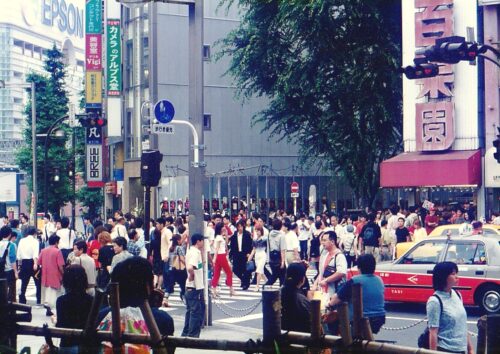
[[291, 182, 299, 216]]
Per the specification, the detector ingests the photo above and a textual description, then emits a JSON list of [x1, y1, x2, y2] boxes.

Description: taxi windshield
[[399, 241, 446, 265]]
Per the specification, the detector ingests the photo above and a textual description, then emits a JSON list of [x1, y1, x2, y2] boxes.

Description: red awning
[[380, 150, 481, 188]]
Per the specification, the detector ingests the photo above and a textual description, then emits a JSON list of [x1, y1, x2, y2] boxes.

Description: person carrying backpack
[[0, 225, 17, 302], [424, 262, 473, 354]]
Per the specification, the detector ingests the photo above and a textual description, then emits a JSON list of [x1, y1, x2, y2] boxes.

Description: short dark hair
[[111, 257, 153, 307], [0, 226, 12, 239], [165, 216, 174, 224], [398, 217, 405, 222], [134, 217, 144, 229], [283, 218, 292, 230], [63, 265, 88, 293], [381, 219, 388, 227], [61, 217, 70, 228], [74, 240, 88, 253], [272, 219, 283, 231], [25, 226, 37, 236], [128, 229, 138, 241], [357, 254, 376, 274], [9, 219, 19, 229], [44, 213, 51, 220], [432, 261, 458, 291], [236, 219, 245, 228], [113, 236, 128, 250], [214, 222, 224, 236], [191, 233, 204, 245], [156, 217, 165, 226], [323, 230, 337, 244], [48, 234, 60, 245], [367, 213, 376, 222]]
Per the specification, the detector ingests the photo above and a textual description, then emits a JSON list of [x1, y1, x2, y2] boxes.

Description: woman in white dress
[[247, 225, 267, 291]]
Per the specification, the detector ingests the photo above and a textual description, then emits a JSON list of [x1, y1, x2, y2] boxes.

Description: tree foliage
[[219, 0, 403, 207], [16, 45, 72, 214]]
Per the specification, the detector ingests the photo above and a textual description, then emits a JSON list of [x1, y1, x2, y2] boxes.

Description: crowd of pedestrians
[[0, 201, 487, 352]]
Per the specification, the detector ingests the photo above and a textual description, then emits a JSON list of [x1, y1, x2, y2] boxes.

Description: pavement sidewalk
[[16, 306, 263, 353]]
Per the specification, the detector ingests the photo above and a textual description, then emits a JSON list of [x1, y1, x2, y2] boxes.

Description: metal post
[[487, 314, 500, 354], [186, 0, 205, 237], [71, 127, 76, 230], [145, 186, 151, 242], [310, 299, 322, 354], [262, 289, 281, 344], [31, 81, 37, 225]]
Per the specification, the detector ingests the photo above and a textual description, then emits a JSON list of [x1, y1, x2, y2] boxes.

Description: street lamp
[[0, 80, 37, 224]]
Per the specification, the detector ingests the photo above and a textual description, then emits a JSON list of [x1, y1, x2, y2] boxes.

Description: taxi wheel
[[477, 284, 500, 314]]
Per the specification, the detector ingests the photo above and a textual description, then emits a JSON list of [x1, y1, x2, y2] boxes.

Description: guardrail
[[1, 279, 497, 354]]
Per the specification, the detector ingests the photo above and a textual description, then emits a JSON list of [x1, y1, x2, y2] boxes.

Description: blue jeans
[[181, 289, 204, 338], [299, 240, 308, 260]]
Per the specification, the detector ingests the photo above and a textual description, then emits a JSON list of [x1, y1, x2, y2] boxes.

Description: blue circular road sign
[[154, 100, 175, 124]]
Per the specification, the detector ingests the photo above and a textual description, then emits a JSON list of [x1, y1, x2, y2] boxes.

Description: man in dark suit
[[229, 219, 253, 290]]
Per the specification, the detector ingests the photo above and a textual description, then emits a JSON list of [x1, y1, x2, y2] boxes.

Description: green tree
[[16, 45, 72, 214], [219, 0, 403, 207]]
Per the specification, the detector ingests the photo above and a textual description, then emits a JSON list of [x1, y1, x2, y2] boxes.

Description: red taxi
[[350, 233, 500, 314]]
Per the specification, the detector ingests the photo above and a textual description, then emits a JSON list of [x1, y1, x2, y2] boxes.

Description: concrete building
[[113, 2, 352, 219], [381, 0, 500, 218]]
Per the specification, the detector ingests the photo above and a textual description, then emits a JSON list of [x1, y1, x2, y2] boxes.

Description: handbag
[[246, 260, 256, 272]]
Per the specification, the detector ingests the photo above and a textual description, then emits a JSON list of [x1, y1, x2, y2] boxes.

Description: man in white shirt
[[42, 214, 56, 246], [55, 217, 75, 262], [17, 226, 41, 304], [297, 214, 311, 260], [111, 216, 127, 239], [72, 240, 97, 295], [182, 233, 205, 338]]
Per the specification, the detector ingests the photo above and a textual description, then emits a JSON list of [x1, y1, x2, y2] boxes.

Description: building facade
[[113, 1, 354, 219], [381, 0, 500, 218]]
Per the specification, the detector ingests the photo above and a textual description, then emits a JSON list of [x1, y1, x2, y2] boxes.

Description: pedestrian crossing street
[[22, 269, 318, 325]]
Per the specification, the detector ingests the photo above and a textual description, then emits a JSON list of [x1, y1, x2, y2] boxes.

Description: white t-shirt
[[284, 231, 299, 251], [57, 228, 76, 250], [297, 220, 311, 241], [214, 235, 227, 255], [185, 247, 204, 290]]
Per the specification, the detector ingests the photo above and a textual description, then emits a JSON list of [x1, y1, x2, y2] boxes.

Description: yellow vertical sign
[[85, 71, 102, 107]]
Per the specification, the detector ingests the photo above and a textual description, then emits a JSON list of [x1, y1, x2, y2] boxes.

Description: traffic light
[[141, 149, 163, 186], [416, 36, 486, 64], [401, 63, 439, 80], [494, 128, 500, 163], [79, 114, 107, 128]]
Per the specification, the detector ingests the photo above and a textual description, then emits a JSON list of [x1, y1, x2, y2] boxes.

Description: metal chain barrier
[[211, 293, 263, 318], [380, 317, 427, 331]]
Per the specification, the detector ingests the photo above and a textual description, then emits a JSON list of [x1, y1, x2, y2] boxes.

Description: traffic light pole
[[144, 186, 151, 242]]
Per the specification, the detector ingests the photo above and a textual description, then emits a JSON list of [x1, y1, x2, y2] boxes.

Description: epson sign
[[41, 0, 84, 38]]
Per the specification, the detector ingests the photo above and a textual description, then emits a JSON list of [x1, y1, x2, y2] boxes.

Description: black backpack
[[0, 243, 10, 277], [418, 290, 461, 349]]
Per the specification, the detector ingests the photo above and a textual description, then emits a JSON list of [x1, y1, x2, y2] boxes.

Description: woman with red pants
[[211, 222, 235, 297]]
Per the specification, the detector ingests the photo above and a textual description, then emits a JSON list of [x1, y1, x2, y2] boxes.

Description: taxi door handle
[[427, 270, 433, 274], [475, 270, 484, 275]]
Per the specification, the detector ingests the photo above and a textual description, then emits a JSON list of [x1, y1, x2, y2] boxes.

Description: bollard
[[310, 299, 322, 354], [139, 300, 168, 354], [337, 302, 352, 347], [351, 283, 363, 339], [0, 279, 9, 347], [109, 282, 122, 354], [486, 314, 500, 354], [476, 316, 486, 354], [262, 289, 281, 345], [81, 289, 105, 353]]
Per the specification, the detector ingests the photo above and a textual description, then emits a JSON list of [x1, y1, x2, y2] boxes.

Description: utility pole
[[188, 0, 205, 237], [31, 81, 37, 225]]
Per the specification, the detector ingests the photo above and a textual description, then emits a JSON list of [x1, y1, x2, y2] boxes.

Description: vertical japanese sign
[[85, 0, 103, 109], [86, 126, 104, 187], [107, 19, 121, 96], [414, 0, 455, 151], [85, 0, 104, 186]]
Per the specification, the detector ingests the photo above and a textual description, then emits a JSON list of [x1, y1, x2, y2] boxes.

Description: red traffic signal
[[416, 36, 486, 64], [402, 63, 439, 80], [79, 115, 107, 128]]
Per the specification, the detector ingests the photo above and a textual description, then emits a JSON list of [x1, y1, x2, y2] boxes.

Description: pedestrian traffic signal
[[401, 63, 439, 80], [494, 128, 500, 163], [416, 36, 486, 64], [141, 149, 163, 186]]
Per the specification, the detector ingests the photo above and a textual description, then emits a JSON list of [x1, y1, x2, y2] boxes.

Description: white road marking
[[215, 313, 263, 324]]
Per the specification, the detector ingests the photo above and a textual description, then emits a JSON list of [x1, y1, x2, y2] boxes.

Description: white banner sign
[[86, 144, 103, 182], [152, 124, 175, 135]]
